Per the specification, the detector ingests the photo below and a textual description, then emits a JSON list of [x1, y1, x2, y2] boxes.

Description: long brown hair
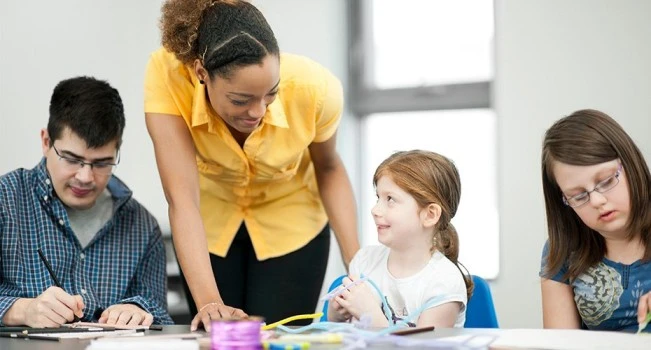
[[373, 150, 474, 299], [541, 109, 651, 280]]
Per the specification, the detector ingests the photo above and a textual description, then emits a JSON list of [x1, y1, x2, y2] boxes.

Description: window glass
[[370, 0, 494, 88]]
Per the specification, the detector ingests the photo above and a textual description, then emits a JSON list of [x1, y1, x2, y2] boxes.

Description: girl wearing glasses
[[540, 109, 651, 332]]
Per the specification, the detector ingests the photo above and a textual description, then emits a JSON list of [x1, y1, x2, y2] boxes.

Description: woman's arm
[[145, 113, 245, 331], [416, 302, 461, 328], [308, 132, 360, 269], [541, 277, 581, 328]]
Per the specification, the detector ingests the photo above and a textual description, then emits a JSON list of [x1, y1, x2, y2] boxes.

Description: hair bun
[[160, 0, 215, 65]]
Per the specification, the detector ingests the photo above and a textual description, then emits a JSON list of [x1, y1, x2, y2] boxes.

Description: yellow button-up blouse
[[144, 48, 343, 260]]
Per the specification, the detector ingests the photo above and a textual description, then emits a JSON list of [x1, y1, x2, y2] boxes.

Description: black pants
[[180, 222, 330, 325]]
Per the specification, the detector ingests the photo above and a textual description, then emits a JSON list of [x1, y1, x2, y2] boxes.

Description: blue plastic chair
[[464, 275, 499, 328], [320, 274, 346, 322], [321, 274, 498, 328]]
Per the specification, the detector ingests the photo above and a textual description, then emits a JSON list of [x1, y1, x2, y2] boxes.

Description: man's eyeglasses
[[562, 164, 622, 208], [52, 143, 119, 176]]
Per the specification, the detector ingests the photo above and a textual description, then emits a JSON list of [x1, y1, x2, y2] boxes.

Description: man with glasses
[[0, 76, 173, 327]]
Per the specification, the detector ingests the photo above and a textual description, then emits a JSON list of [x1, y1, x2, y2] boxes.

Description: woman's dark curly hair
[[160, 0, 279, 79]]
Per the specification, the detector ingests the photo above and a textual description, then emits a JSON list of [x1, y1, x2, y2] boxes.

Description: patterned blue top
[[0, 160, 173, 325], [540, 241, 651, 332]]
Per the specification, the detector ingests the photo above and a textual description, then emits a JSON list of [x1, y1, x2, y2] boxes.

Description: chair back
[[464, 275, 499, 328], [320, 274, 499, 328]]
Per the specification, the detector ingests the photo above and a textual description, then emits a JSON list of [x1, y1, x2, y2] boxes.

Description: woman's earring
[[199, 79, 205, 85]]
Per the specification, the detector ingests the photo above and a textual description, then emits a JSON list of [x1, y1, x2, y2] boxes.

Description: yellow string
[[261, 312, 323, 330]]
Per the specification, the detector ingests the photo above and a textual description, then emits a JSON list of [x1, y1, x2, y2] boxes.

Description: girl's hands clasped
[[335, 276, 384, 322]]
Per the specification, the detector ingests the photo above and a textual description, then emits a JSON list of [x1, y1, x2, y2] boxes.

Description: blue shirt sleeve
[[117, 224, 173, 325], [539, 240, 569, 284], [0, 182, 21, 325]]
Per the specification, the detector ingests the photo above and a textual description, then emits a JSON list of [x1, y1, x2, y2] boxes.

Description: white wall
[[0, 0, 168, 229], [493, 0, 651, 328]]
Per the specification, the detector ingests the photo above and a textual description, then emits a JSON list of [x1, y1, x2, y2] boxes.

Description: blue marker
[[264, 342, 310, 350]]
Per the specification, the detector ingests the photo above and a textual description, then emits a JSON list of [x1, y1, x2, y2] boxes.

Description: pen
[[391, 325, 435, 336], [36, 248, 81, 323], [0, 327, 97, 334], [68, 322, 163, 331], [0, 332, 59, 341]]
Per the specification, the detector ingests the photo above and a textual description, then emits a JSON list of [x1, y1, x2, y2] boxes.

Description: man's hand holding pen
[[10, 287, 84, 328]]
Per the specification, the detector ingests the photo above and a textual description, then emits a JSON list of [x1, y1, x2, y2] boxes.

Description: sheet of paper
[[491, 329, 651, 350], [89, 333, 203, 341], [86, 338, 200, 350], [31, 329, 141, 340]]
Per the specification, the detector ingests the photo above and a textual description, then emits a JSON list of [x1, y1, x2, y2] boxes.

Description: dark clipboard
[[0, 325, 118, 341]]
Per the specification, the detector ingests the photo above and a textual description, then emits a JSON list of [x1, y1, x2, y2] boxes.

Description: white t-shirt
[[349, 245, 467, 327]]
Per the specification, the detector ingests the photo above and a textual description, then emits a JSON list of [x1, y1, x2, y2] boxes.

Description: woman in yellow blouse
[[144, 0, 360, 331]]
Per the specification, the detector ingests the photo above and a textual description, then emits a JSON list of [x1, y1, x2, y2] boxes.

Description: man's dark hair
[[47, 76, 125, 149]]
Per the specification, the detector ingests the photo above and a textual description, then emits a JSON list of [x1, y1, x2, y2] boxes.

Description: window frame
[[347, 0, 492, 115], [347, 0, 498, 279]]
